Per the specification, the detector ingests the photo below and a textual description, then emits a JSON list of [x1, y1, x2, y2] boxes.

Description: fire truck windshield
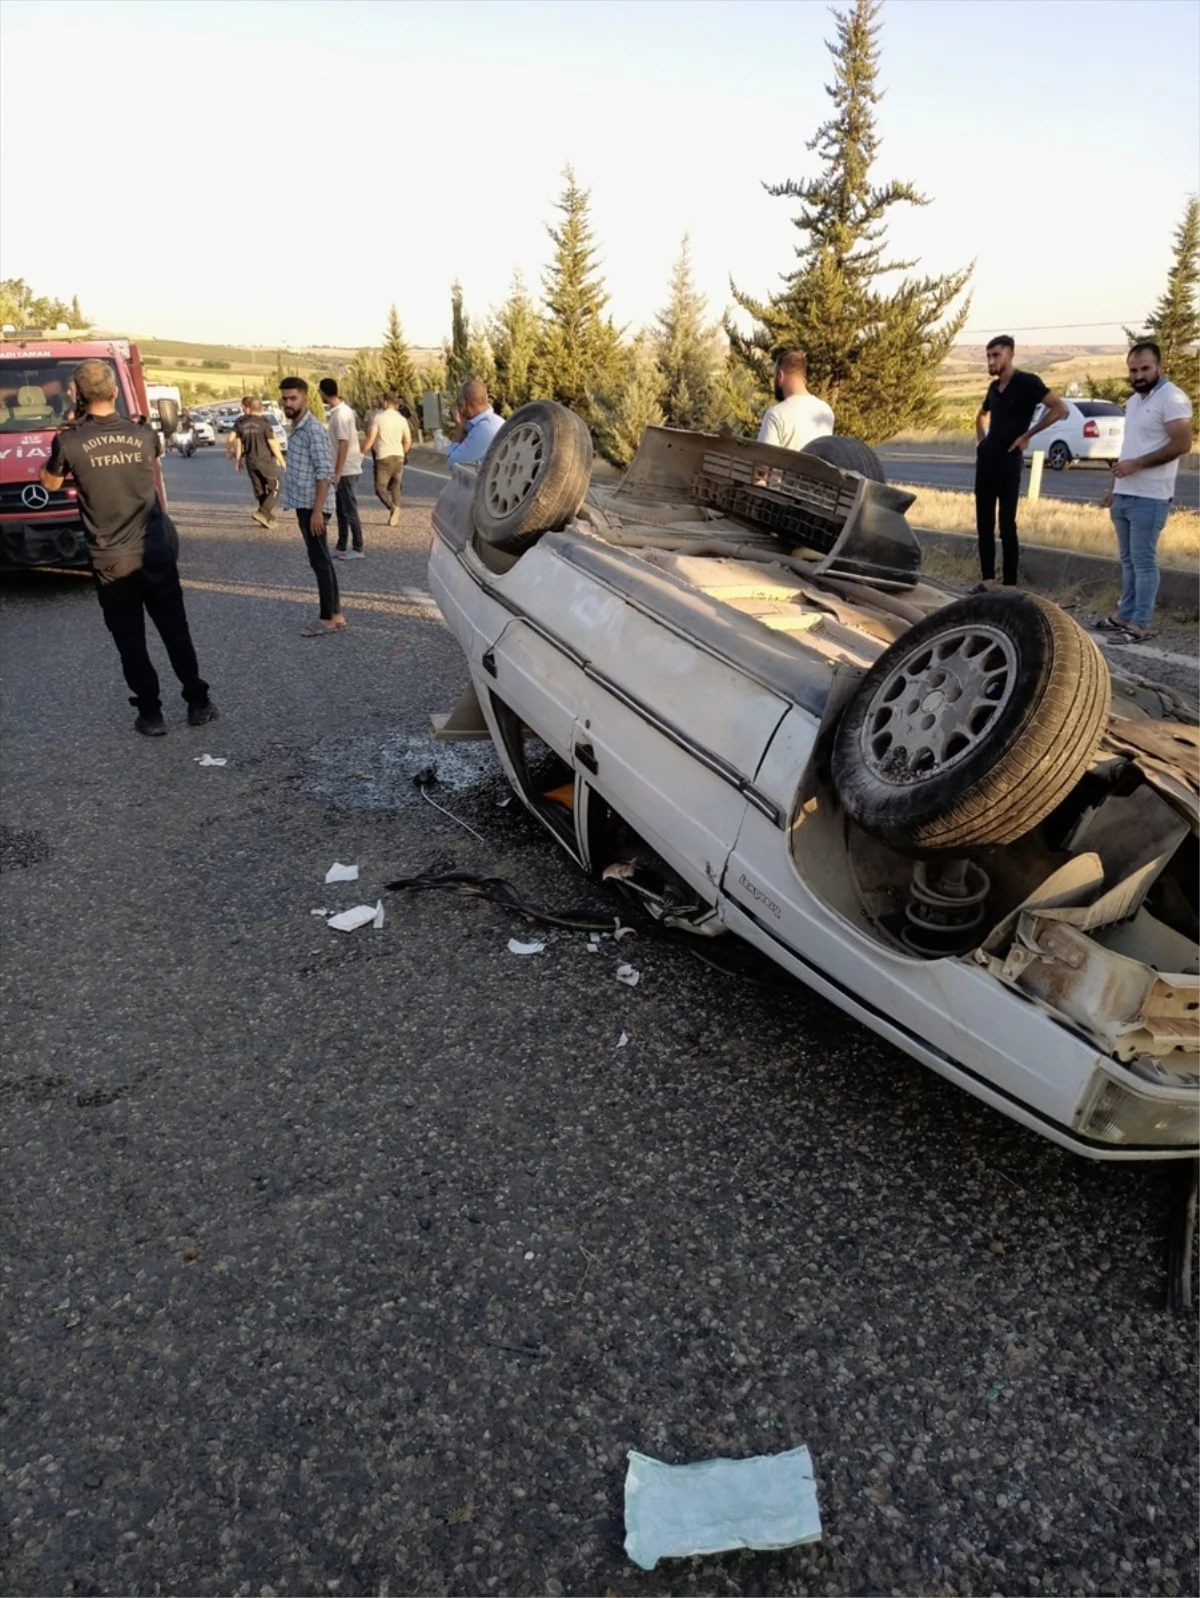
[[0, 359, 129, 434]]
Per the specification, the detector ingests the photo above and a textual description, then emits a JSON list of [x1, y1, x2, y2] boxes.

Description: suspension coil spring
[[900, 858, 991, 958]]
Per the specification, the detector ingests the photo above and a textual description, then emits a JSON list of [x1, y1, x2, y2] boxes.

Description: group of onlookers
[[752, 340, 1193, 646]]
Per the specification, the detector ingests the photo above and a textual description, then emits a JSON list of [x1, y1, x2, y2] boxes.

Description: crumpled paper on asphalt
[[623, 1445, 821, 1571], [325, 861, 359, 884], [193, 754, 227, 767], [508, 938, 545, 955], [327, 901, 384, 932], [616, 964, 640, 987]]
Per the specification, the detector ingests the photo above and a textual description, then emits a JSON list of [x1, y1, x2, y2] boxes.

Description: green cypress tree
[[653, 235, 724, 431], [726, 0, 971, 444], [446, 281, 472, 396], [1130, 195, 1199, 416], [489, 272, 542, 414], [534, 167, 620, 428], [595, 334, 665, 466], [381, 304, 421, 414]]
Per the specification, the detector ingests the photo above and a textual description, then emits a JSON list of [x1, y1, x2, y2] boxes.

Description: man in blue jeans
[[1099, 341, 1193, 643]]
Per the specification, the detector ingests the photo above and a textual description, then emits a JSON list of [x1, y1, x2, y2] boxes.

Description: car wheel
[[1046, 440, 1071, 471], [800, 435, 886, 483], [831, 592, 1111, 852], [472, 401, 593, 554]]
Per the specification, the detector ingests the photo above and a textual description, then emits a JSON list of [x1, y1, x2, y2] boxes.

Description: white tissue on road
[[623, 1446, 822, 1571], [327, 901, 383, 933], [193, 754, 227, 767], [617, 1032, 629, 1048], [508, 938, 545, 955], [310, 908, 329, 917], [616, 964, 640, 987], [325, 862, 359, 884]]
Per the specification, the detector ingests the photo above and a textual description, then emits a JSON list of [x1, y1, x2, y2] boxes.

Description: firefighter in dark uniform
[[40, 357, 217, 737]]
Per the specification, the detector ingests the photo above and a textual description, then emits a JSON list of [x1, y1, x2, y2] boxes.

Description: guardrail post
[[1027, 450, 1044, 505]]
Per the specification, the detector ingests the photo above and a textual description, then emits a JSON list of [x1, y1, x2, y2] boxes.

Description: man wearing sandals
[[279, 377, 346, 638], [1098, 342, 1193, 644]]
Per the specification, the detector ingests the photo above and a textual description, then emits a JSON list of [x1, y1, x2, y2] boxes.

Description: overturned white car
[[428, 404, 1199, 1252]]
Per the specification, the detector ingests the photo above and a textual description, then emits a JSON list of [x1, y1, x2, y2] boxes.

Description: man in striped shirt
[[279, 377, 346, 637]]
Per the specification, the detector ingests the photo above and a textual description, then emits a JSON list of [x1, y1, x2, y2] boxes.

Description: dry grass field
[[895, 480, 1199, 568]]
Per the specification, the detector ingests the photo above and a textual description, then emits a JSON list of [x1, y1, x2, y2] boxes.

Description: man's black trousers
[[974, 449, 1023, 585], [247, 462, 279, 518], [95, 559, 209, 715]]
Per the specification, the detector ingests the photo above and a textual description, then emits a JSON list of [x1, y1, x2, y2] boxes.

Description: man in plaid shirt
[[279, 377, 346, 637]]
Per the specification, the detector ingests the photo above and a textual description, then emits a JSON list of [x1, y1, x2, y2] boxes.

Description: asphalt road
[[880, 449, 1200, 510], [2, 448, 1197, 1598]]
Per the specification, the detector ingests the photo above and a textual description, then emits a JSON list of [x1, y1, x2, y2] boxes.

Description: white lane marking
[[1101, 640, 1199, 671], [182, 575, 444, 619]]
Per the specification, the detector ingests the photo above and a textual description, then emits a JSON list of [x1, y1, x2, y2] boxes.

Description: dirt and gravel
[[1, 450, 1196, 1597]]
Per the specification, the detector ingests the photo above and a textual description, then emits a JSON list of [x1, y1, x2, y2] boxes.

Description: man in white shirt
[[318, 378, 365, 560], [756, 349, 835, 451], [361, 393, 413, 527], [1099, 341, 1193, 641]]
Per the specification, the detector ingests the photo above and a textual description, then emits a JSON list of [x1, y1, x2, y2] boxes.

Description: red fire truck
[[0, 328, 174, 569]]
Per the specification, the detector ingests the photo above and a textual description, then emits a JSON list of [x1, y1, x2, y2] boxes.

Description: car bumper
[[0, 513, 88, 569]]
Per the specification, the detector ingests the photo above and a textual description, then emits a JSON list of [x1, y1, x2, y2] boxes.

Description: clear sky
[[2, 0, 1197, 351]]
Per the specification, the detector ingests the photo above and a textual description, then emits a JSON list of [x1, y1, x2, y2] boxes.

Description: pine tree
[[466, 328, 496, 400], [595, 335, 665, 466], [446, 281, 472, 395], [340, 349, 385, 419], [68, 293, 88, 329], [381, 304, 420, 413], [726, 0, 971, 444], [653, 236, 724, 431], [534, 167, 620, 428], [489, 273, 542, 415], [1130, 195, 1199, 416]]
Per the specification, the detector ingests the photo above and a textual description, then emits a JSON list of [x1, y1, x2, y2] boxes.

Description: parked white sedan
[[428, 405, 1199, 1290], [1025, 398, 1125, 470]]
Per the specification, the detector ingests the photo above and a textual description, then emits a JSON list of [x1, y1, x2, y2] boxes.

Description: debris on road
[[623, 1445, 822, 1571], [508, 938, 545, 956], [325, 861, 359, 884], [616, 964, 640, 987], [310, 908, 329, 917], [617, 1032, 629, 1048], [193, 754, 227, 767], [327, 901, 385, 933]]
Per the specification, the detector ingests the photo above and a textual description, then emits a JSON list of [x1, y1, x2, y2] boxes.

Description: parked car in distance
[[1025, 399, 1125, 471]]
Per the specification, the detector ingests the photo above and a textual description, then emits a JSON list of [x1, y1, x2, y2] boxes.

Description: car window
[[1076, 401, 1125, 418]]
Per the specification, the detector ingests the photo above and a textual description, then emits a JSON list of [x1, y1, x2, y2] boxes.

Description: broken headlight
[[1078, 1075, 1200, 1147]]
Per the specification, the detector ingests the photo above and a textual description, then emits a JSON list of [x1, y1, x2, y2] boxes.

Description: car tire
[[472, 401, 593, 554], [1046, 440, 1071, 471], [800, 435, 886, 483], [831, 592, 1111, 852]]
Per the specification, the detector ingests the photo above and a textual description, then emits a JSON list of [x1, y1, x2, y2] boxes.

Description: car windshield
[[1075, 401, 1125, 418], [0, 357, 129, 433]]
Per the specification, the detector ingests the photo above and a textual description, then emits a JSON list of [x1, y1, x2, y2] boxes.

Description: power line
[[957, 320, 1140, 336]]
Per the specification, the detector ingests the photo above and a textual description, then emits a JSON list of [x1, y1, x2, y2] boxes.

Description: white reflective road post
[[1027, 449, 1045, 505]]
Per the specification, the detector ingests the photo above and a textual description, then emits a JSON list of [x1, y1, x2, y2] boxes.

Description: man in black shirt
[[973, 336, 1067, 588], [40, 358, 216, 737], [231, 395, 285, 529]]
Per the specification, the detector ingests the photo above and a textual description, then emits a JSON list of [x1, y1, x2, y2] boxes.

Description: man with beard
[[973, 336, 1066, 591], [756, 350, 834, 451], [1098, 341, 1193, 642], [278, 377, 345, 637], [39, 358, 217, 736]]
